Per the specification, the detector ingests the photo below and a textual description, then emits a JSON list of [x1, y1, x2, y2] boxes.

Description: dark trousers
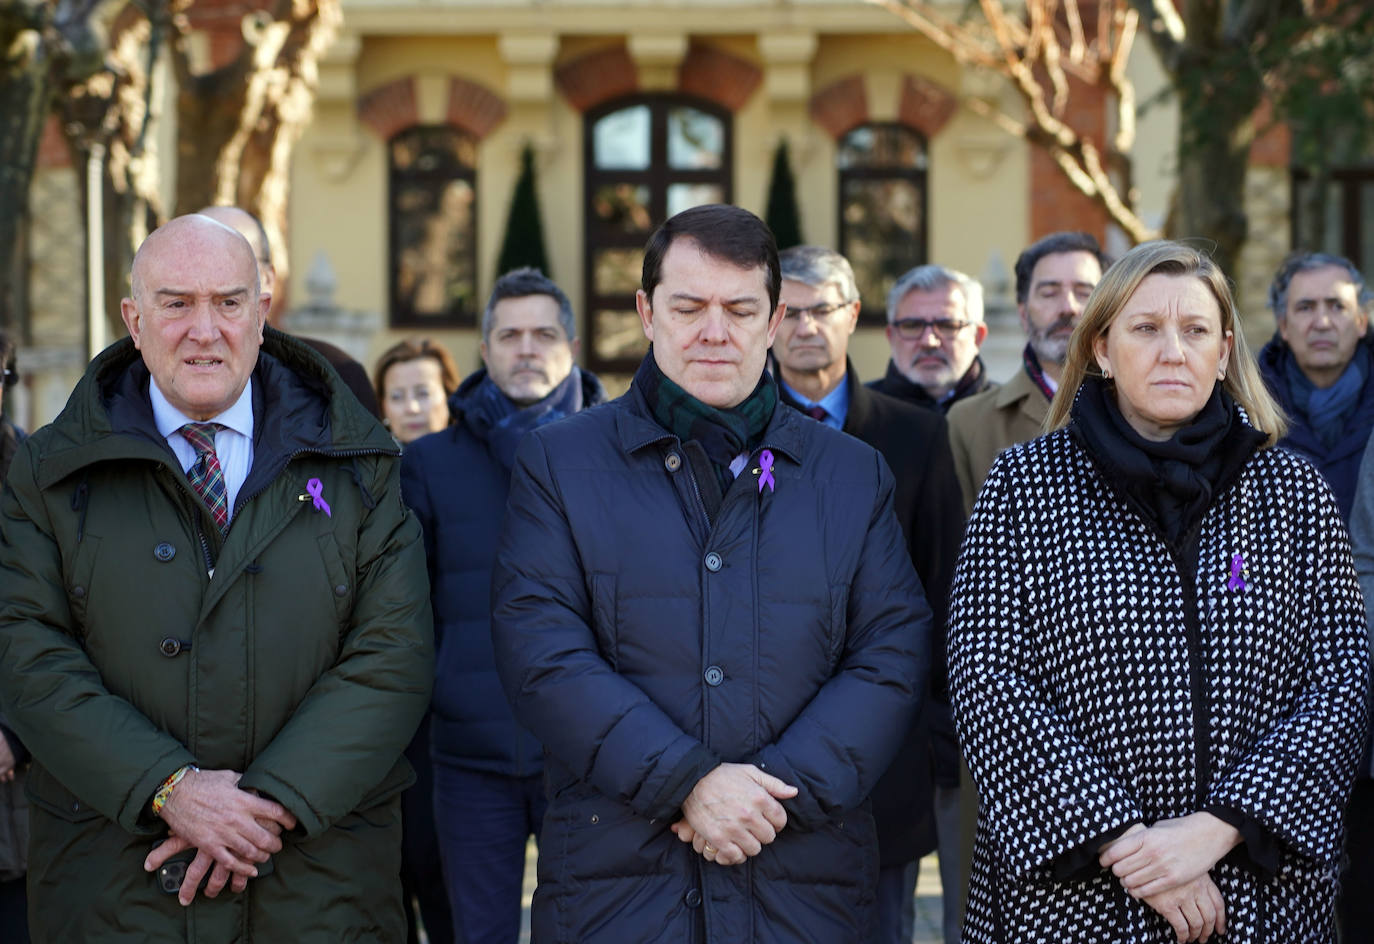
[[876, 861, 917, 944], [0, 875, 27, 944], [402, 718, 454, 944], [433, 763, 546, 944], [1339, 778, 1374, 939]]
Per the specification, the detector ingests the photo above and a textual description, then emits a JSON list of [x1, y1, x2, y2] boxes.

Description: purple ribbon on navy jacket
[[757, 449, 775, 494], [306, 477, 332, 517]]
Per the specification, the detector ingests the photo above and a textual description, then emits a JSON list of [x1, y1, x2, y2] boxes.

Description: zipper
[[232, 445, 397, 517]]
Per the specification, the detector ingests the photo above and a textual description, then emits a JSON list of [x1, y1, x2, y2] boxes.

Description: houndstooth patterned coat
[[950, 428, 1370, 943]]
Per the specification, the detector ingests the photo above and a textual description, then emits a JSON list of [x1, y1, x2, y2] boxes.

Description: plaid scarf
[[634, 347, 777, 493], [1022, 343, 1057, 401]]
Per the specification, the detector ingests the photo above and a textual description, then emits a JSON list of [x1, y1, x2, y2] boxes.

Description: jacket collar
[[33, 328, 396, 489], [616, 371, 804, 467], [993, 366, 1051, 414]]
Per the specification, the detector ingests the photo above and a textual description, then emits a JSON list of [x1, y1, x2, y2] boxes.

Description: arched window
[[838, 123, 928, 324], [584, 96, 732, 373], [389, 125, 478, 327]]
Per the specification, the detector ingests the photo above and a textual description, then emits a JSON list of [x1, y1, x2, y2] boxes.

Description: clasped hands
[[1098, 812, 1242, 944], [669, 763, 798, 866], [143, 768, 297, 906]]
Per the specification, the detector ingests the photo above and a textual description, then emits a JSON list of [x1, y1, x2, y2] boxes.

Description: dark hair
[[0, 329, 15, 389], [1014, 231, 1111, 304], [373, 338, 462, 406], [1267, 250, 1372, 319], [641, 204, 781, 312], [483, 267, 576, 341]]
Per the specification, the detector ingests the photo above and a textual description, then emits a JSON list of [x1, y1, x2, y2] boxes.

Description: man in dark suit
[[772, 245, 965, 944]]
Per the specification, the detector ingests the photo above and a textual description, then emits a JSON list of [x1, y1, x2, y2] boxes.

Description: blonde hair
[[1046, 240, 1287, 446]]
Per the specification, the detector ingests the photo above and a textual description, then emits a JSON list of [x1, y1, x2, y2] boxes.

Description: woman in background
[[951, 241, 1368, 943], [375, 338, 461, 445]]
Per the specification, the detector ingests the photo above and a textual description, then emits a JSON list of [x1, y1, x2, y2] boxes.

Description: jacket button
[[684, 889, 702, 908], [704, 552, 722, 572], [154, 542, 176, 562], [71, 586, 86, 599], [334, 584, 348, 597], [704, 665, 724, 686], [71, 801, 80, 813], [665, 452, 682, 472], [159, 637, 182, 657]]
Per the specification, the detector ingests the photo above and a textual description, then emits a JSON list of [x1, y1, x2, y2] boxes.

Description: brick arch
[[678, 42, 762, 112], [357, 75, 507, 141], [898, 74, 958, 139], [555, 45, 638, 113], [809, 75, 868, 140]]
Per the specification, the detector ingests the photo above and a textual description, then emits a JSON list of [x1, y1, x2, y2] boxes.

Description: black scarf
[[634, 348, 777, 494], [461, 367, 590, 470], [1070, 377, 1264, 549]]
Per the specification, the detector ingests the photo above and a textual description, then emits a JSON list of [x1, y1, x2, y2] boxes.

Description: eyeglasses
[[784, 300, 855, 321], [890, 318, 972, 340]]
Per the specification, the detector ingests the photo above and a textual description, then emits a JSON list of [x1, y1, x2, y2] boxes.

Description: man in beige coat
[[947, 232, 1109, 512]]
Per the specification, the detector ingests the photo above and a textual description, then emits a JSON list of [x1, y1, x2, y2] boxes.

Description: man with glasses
[[868, 265, 992, 412], [947, 232, 1108, 513], [773, 246, 964, 944]]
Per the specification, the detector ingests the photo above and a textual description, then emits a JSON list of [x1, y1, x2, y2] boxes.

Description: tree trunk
[[1165, 64, 1261, 277], [173, 0, 340, 293], [0, 0, 53, 334]]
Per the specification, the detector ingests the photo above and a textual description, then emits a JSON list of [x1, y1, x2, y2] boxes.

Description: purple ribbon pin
[[756, 449, 776, 494], [1227, 553, 1246, 591], [306, 478, 332, 517]]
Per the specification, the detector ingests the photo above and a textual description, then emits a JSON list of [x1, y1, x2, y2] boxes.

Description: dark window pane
[[666, 183, 724, 218], [594, 248, 644, 295], [394, 179, 477, 318], [594, 106, 651, 170], [390, 125, 477, 326], [592, 310, 649, 362], [842, 178, 923, 314], [668, 107, 724, 170], [592, 183, 654, 234], [837, 125, 927, 170]]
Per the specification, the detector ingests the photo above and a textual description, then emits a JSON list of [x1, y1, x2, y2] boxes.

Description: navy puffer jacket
[[401, 368, 605, 773], [492, 384, 930, 943]]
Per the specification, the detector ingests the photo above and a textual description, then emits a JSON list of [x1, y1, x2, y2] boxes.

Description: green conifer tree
[[496, 143, 551, 277], [765, 139, 803, 250]]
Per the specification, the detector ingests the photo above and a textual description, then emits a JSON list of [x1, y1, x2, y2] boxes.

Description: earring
[[1103, 367, 1112, 380]]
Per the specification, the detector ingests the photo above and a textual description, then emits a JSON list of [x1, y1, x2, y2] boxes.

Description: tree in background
[[496, 143, 551, 278], [765, 139, 804, 250], [870, 0, 1374, 276], [0, 0, 339, 338]]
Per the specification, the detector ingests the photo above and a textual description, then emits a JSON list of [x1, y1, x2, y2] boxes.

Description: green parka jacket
[[0, 329, 434, 942]]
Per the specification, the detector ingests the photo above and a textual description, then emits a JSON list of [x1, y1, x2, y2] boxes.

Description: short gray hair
[[1268, 251, 1372, 320], [887, 265, 983, 324], [482, 267, 576, 341], [779, 246, 858, 302]]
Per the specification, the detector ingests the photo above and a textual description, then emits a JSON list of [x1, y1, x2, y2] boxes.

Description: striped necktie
[[179, 423, 229, 533]]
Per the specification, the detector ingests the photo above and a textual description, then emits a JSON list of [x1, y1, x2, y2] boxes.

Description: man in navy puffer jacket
[[492, 205, 930, 943], [401, 268, 605, 944]]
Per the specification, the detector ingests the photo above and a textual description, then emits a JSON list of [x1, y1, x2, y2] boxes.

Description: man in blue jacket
[[491, 205, 930, 943], [1258, 251, 1374, 518], [401, 267, 605, 944]]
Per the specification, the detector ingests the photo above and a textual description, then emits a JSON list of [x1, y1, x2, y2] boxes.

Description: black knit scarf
[[633, 347, 777, 493], [1070, 377, 1264, 549]]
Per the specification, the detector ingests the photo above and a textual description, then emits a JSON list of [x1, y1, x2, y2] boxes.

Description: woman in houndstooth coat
[[950, 241, 1369, 944]]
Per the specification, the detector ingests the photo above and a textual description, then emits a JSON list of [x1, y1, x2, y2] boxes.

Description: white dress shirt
[[150, 378, 255, 522]]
